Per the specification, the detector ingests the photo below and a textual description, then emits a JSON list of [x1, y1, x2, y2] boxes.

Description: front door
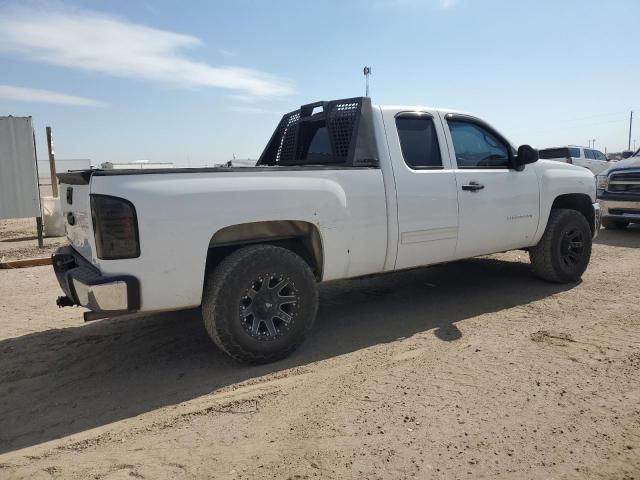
[[439, 114, 540, 258]]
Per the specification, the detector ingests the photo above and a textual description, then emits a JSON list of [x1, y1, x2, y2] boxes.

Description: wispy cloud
[[378, 0, 458, 8], [0, 84, 105, 106], [439, 0, 458, 8], [219, 49, 237, 57], [228, 105, 278, 114], [0, 5, 293, 98]]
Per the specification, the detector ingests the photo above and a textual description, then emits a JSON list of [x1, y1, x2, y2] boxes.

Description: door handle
[[461, 182, 485, 192]]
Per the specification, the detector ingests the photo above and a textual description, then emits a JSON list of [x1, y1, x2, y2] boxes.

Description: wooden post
[[36, 216, 44, 248], [46, 126, 58, 198]]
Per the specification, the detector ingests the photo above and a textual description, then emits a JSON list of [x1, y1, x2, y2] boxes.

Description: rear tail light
[[91, 195, 140, 259]]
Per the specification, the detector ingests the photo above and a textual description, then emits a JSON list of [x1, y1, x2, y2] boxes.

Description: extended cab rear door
[[439, 113, 540, 258], [381, 108, 459, 270]]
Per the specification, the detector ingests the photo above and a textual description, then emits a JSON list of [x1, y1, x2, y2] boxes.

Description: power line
[[537, 112, 628, 127], [511, 117, 628, 134]]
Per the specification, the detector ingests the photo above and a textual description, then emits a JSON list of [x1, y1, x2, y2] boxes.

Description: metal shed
[[0, 116, 41, 220]]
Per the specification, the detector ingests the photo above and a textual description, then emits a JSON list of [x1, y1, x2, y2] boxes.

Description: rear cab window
[[395, 115, 443, 169]]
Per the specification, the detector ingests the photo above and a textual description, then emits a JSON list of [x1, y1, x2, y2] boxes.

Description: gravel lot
[[0, 227, 639, 479]]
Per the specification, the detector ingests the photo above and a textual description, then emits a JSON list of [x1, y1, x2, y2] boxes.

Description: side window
[[396, 116, 443, 169], [593, 150, 607, 161], [448, 120, 510, 168], [568, 147, 581, 158], [584, 149, 595, 160]]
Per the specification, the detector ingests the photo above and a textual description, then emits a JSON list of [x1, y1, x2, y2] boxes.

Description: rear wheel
[[202, 245, 318, 364], [529, 208, 592, 283], [602, 218, 629, 230]]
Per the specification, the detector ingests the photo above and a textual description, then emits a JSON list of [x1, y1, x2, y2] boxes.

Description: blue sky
[[0, 0, 638, 166]]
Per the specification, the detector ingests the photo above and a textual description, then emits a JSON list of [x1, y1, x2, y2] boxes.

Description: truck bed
[[58, 165, 378, 185]]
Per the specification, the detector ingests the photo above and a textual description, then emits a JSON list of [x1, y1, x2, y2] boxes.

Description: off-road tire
[[529, 208, 592, 283], [601, 218, 629, 230], [202, 244, 318, 364]]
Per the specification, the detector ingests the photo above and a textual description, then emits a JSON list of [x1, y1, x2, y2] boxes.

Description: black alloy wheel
[[558, 227, 585, 270], [239, 273, 299, 340]]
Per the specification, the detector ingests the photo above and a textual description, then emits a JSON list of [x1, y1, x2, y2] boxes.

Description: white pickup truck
[[54, 97, 600, 363]]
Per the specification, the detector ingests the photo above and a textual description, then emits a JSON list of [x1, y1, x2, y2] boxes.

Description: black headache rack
[[257, 96, 379, 167], [56, 96, 379, 186]]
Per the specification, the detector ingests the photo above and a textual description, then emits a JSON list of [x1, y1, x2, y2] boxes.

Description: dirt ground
[[0, 227, 639, 479], [0, 217, 66, 261], [0, 186, 66, 261]]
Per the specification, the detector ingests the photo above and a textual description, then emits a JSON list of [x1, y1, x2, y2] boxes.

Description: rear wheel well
[[204, 221, 323, 282], [550, 194, 594, 234]]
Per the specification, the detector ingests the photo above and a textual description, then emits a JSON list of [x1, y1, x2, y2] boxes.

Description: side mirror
[[515, 144, 538, 168]]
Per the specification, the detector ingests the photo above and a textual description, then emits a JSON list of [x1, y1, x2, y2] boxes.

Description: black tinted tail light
[[91, 195, 140, 259]]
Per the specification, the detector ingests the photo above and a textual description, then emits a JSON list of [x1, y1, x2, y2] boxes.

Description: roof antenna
[[363, 66, 372, 97]]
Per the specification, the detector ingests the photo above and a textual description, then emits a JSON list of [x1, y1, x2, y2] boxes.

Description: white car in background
[[539, 146, 611, 175]]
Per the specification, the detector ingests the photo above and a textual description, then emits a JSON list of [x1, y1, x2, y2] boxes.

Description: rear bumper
[[53, 246, 140, 312], [599, 194, 640, 224]]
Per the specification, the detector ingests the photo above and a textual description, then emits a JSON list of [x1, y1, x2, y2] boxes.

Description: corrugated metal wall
[[0, 116, 41, 219]]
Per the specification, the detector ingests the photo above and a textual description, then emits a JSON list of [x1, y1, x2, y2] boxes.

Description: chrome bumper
[[53, 246, 140, 313], [73, 278, 130, 311], [592, 202, 601, 238], [600, 199, 640, 223]]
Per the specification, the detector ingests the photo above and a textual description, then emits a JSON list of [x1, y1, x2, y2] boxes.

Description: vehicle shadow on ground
[[0, 256, 575, 454], [594, 224, 640, 248]]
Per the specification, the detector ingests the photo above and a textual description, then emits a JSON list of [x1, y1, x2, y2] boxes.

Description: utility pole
[[46, 126, 58, 198], [363, 66, 372, 97], [629, 111, 634, 150], [592, 139, 596, 150]]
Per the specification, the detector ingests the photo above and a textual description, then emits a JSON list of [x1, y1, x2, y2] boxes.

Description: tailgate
[[58, 173, 95, 263]]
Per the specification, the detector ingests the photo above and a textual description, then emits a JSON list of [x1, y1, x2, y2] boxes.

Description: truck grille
[[608, 170, 640, 194]]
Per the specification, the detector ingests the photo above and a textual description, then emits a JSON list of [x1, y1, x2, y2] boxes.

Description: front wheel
[[202, 245, 318, 364], [529, 208, 592, 283]]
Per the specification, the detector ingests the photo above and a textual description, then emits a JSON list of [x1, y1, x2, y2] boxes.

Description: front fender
[[533, 161, 596, 244]]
